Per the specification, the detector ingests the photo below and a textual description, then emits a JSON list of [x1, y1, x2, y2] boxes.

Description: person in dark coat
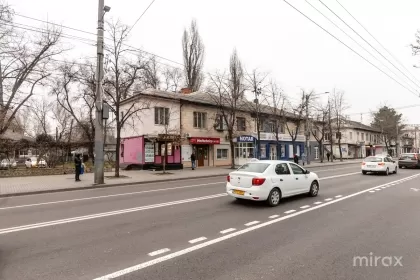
[[191, 152, 196, 170], [293, 154, 299, 164], [327, 152, 331, 162], [190, 152, 196, 170], [74, 154, 82, 182]]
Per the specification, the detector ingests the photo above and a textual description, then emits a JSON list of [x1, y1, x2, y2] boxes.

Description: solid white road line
[[0, 182, 225, 211], [188, 237, 207, 244], [269, 215, 279, 219], [300, 205, 310, 209], [284, 210, 296, 214], [2, 171, 360, 211], [92, 173, 420, 280], [313, 202, 322, 205], [324, 198, 333, 201], [0, 193, 228, 235], [335, 195, 343, 198], [220, 228, 236, 234], [148, 248, 170, 257], [244, 221, 260, 226]]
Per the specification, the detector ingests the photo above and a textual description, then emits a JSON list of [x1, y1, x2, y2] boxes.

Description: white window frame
[[216, 148, 228, 160], [193, 112, 206, 129], [154, 107, 169, 125]]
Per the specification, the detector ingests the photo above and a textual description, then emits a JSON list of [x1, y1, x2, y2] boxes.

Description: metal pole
[[305, 94, 310, 165], [395, 121, 399, 158], [94, 0, 105, 184]]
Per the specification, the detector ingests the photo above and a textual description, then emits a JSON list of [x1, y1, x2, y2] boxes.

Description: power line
[[348, 103, 420, 116], [335, 0, 420, 86], [282, 0, 420, 98], [304, 0, 420, 95], [317, 0, 420, 94], [126, 0, 157, 37]]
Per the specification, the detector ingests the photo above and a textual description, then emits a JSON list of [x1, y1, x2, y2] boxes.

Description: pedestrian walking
[[327, 152, 330, 162], [190, 152, 196, 170], [293, 154, 299, 164], [74, 154, 82, 182], [302, 152, 306, 166]]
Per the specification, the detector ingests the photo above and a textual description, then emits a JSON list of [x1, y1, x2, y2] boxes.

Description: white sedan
[[226, 160, 320, 207], [361, 155, 397, 175]]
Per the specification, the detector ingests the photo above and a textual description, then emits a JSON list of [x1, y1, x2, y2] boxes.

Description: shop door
[[270, 145, 277, 160], [314, 147, 319, 160], [197, 147, 206, 167]]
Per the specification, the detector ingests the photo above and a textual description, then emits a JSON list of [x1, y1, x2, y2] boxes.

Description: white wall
[[120, 98, 181, 138]]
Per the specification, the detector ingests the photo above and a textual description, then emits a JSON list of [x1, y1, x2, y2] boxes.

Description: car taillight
[[362, 162, 366, 165], [227, 175, 230, 182], [252, 178, 266, 186], [378, 163, 385, 166]]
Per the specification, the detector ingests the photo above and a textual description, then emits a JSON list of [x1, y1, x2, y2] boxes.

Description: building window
[[214, 114, 227, 131], [325, 133, 331, 141], [260, 146, 266, 158], [237, 117, 246, 131], [361, 133, 364, 141], [154, 107, 169, 125], [216, 149, 228, 160], [193, 112, 206, 129], [349, 132, 353, 140]]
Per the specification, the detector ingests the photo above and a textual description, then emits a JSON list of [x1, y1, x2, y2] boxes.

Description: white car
[[0, 159, 17, 169], [25, 157, 47, 168], [361, 155, 397, 175], [226, 160, 320, 207]]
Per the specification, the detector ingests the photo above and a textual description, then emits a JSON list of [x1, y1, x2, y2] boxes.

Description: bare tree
[[246, 69, 269, 159], [182, 20, 205, 91], [163, 67, 183, 92], [331, 89, 348, 161], [207, 49, 245, 168], [265, 80, 286, 159], [311, 103, 329, 163], [103, 20, 151, 177], [51, 61, 96, 161], [284, 91, 307, 155], [142, 55, 160, 90], [0, 14, 62, 137], [31, 98, 52, 135]]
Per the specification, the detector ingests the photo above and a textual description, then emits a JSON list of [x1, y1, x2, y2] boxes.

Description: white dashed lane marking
[[300, 205, 310, 209], [335, 195, 343, 198], [369, 191, 375, 193], [148, 248, 170, 256], [314, 202, 322, 205], [284, 210, 296, 214], [220, 228, 236, 234], [188, 237, 207, 244], [375, 189, 381, 191], [269, 215, 279, 219], [324, 198, 333, 201], [244, 221, 260, 226]]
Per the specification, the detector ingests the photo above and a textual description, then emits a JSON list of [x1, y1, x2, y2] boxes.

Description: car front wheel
[[267, 188, 281, 207], [308, 181, 319, 197]]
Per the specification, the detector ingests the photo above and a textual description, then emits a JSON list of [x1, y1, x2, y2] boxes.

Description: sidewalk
[[0, 159, 362, 197]]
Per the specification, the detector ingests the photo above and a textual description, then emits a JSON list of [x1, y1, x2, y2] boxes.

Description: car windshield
[[400, 154, 415, 159], [365, 157, 383, 162], [237, 163, 270, 173]]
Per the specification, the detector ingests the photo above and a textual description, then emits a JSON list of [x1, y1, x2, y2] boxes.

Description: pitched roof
[[343, 119, 381, 132]]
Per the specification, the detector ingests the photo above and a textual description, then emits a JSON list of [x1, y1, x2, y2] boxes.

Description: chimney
[[181, 88, 192, 94]]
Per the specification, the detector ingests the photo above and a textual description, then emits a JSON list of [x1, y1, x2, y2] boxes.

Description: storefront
[[182, 137, 230, 168], [120, 134, 182, 170], [233, 135, 256, 166], [256, 132, 305, 160]]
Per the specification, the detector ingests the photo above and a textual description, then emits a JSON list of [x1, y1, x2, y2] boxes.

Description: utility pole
[[94, 0, 110, 184], [253, 87, 262, 159], [395, 121, 399, 158], [304, 93, 311, 165]]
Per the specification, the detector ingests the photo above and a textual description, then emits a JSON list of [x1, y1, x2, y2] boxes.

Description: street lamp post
[[94, 0, 110, 185]]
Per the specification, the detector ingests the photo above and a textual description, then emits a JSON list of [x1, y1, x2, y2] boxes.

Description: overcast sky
[[9, 0, 420, 125]]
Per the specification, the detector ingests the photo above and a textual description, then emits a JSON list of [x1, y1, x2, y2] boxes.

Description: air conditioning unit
[[214, 117, 224, 131], [184, 133, 191, 138]]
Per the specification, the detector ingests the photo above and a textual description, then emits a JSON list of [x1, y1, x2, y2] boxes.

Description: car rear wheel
[[384, 168, 389, 176], [267, 188, 281, 207], [362, 170, 367, 175], [308, 181, 319, 197]]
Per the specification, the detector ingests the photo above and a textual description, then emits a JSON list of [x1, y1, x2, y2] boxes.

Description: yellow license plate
[[233, 190, 245, 195]]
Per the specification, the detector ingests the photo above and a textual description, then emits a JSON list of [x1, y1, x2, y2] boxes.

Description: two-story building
[[324, 120, 385, 159]]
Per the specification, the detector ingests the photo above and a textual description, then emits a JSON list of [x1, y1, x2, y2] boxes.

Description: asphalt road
[[1, 163, 420, 280]]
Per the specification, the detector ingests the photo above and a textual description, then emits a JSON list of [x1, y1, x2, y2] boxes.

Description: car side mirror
[[305, 170, 310, 174]]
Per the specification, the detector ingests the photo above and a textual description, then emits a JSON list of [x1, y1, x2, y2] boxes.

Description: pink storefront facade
[[120, 135, 182, 170]]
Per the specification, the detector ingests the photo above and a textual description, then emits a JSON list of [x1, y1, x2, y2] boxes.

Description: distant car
[[361, 155, 397, 175], [0, 159, 17, 170], [226, 160, 320, 207], [25, 157, 47, 168], [398, 153, 420, 169]]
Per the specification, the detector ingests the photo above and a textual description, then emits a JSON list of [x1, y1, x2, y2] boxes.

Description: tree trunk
[[276, 138, 280, 160], [88, 143, 94, 165], [229, 133, 235, 169], [338, 138, 343, 161], [115, 127, 121, 177], [162, 141, 167, 173], [318, 141, 324, 163], [292, 140, 297, 155], [330, 140, 334, 162]]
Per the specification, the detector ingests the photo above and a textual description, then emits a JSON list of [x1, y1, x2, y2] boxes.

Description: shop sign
[[237, 135, 256, 142], [189, 137, 220, 144], [157, 134, 181, 142], [258, 132, 305, 142]]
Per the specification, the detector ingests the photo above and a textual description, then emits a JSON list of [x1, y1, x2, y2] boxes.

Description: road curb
[[0, 173, 230, 198]]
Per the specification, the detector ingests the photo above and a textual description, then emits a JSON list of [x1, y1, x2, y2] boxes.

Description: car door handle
[[280, 179, 283, 181], [295, 178, 299, 180]]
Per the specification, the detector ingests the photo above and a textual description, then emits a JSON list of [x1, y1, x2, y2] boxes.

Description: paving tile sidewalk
[[0, 159, 362, 197]]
